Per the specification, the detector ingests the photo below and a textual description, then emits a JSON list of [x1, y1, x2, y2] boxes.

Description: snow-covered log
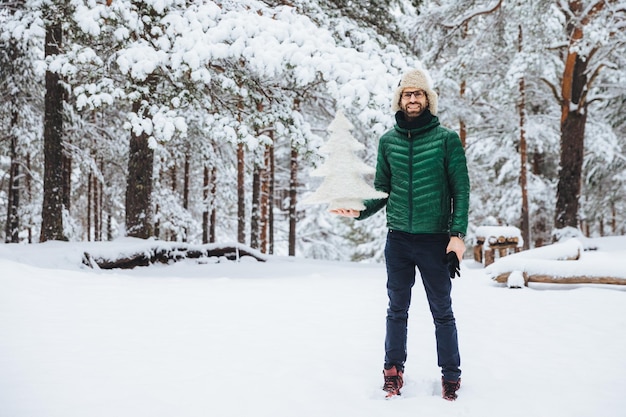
[[494, 271, 626, 286], [83, 242, 267, 269], [487, 238, 626, 286]]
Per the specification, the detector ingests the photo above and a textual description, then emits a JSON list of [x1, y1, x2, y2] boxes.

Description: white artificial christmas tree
[[303, 110, 388, 211]]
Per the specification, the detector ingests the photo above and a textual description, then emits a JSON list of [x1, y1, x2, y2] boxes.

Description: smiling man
[[331, 68, 470, 401]]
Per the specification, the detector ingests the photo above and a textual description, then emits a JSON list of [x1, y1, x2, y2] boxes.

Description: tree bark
[[40, 12, 66, 242], [183, 153, 190, 242], [6, 110, 20, 243], [250, 166, 261, 249], [554, 0, 604, 231], [518, 25, 530, 250], [87, 172, 92, 241], [202, 165, 209, 244], [202, 163, 218, 244], [94, 171, 101, 241], [458, 22, 468, 148], [209, 165, 217, 243], [288, 147, 298, 256], [125, 80, 156, 238], [237, 142, 246, 244], [260, 145, 271, 254], [555, 107, 586, 230], [268, 138, 275, 254]]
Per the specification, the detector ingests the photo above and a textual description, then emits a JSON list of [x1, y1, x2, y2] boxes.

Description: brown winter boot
[[442, 377, 461, 401], [382, 366, 404, 398]]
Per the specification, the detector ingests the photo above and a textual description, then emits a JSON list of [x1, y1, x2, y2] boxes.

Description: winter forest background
[[1, 0, 625, 261]]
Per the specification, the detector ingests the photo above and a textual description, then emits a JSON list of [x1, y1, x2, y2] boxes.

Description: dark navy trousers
[[383, 230, 461, 382]]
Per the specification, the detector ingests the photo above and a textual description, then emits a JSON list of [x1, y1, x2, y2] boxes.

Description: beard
[[401, 102, 427, 120]]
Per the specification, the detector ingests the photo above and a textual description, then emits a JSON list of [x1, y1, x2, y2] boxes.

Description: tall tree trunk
[[107, 214, 112, 241], [250, 167, 261, 249], [182, 153, 190, 242], [518, 25, 530, 250], [26, 154, 32, 243], [87, 172, 92, 241], [168, 165, 177, 241], [6, 110, 20, 243], [458, 22, 468, 148], [288, 147, 298, 256], [202, 165, 210, 244], [62, 142, 71, 212], [97, 160, 104, 241], [260, 145, 271, 254], [237, 142, 246, 244], [40, 12, 66, 242], [94, 171, 100, 241], [209, 166, 217, 243], [555, 108, 586, 230], [125, 84, 155, 238], [268, 137, 275, 254], [203, 164, 218, 244], [554, 0, 603, 231]]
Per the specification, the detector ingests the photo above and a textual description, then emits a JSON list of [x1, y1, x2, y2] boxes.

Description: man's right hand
[[329, 208, 360, 218]]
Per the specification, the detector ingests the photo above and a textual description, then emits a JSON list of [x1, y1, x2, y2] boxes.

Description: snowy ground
[[1, 237, 625, 417]]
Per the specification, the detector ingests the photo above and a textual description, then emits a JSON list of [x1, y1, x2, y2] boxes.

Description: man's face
[[399, 89, 428, 119]]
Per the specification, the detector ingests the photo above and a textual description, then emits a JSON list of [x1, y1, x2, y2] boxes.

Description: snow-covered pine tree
[[303, 110, 387, 211]]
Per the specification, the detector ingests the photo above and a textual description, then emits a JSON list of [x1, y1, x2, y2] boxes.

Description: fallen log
[[494, 272, 626, 286], [82, 243, 267, 269]]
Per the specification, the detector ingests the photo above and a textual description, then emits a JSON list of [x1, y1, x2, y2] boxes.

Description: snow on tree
[[302, 110, 387, 211]]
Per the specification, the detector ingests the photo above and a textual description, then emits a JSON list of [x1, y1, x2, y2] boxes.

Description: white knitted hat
[[391, 68, 438, 115]]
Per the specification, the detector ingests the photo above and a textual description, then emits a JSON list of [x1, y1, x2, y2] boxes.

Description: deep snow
[[1, 237, 625, 417]]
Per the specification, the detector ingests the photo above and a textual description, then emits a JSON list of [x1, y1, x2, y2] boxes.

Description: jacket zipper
[[407, 130, 413, 230]]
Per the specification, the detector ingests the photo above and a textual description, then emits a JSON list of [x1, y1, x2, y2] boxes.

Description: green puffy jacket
[[358, 113, 470, 235]]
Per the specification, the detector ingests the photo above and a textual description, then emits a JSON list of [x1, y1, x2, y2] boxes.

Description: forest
[[1, 0, 625, 261]]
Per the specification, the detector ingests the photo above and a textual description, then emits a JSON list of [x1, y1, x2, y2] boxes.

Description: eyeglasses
[[401, 90, 425, 99]]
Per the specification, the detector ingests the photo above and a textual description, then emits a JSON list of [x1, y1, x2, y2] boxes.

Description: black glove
[[445, 252, 460, 279]]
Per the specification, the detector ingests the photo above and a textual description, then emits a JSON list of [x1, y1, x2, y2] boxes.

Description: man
[[331, 68, 470, 401]]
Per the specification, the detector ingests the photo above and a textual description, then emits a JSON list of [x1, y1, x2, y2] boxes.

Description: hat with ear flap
[[392, 68, 438, 115]]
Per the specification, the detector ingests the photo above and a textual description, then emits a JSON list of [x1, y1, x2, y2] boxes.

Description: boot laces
[[382, 367, 403, 396], [383, 375, 401, 393], [442, 379, 460, 400]]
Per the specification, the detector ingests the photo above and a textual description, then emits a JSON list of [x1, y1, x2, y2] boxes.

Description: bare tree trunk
[[87, 172, 92, 241], [288, 147, 298, 256], [26, 154, 32, 243], [62, 142, 71, 213], [458, 22, 468, 148], [554, 0, 603, 231], [209, 165, 217, 243], [250, 167, 261, 249], [107, 214, 112, 241], [182, 153, 190, 242], [555, 109, 586, 230], [260, 145, 271, 254], [202, 165, 210, 244], [203, 164, 218, 244], [125, 78, 155, 238], [183, 154, 190, 209], [268, 137, 275, 254], [518, 25, 530, 250], [94, 171, 100, 241], [97, 160, 104, 241], [40, 11, 66, 242], [237, 142, 246, 244], [6, 110, 20, 243], [168, 164, 177, 241]]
